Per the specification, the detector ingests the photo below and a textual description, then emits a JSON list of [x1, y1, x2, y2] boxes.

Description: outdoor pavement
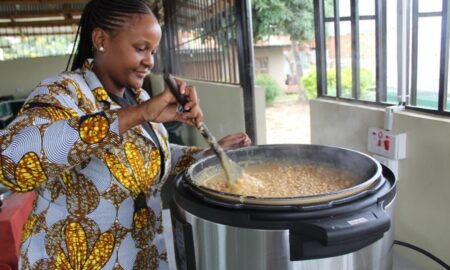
[[265, 98, 311, 144]]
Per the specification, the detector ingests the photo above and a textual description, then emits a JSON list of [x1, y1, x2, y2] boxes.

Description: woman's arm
[[170, 132, 252, 176]]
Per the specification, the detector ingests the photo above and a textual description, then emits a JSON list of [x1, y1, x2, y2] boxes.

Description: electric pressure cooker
[[170, 144, 397, 270]]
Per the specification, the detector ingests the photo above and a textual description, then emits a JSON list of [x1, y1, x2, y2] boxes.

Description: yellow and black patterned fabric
[[0, 59, 204, 270]]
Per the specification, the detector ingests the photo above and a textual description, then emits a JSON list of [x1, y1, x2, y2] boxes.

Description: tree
[[252, 0, 293, 41], [252, 0, 331, 99]]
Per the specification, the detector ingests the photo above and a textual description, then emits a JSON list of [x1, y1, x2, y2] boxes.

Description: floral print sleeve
[[0, 78, 121, 193], [170, 144, 206, 175]]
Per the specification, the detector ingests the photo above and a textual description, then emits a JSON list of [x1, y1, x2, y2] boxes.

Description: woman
[[0, 0, 251, 269]]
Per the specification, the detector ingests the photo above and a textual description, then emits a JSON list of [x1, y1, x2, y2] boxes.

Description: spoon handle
[[163, 72, 190, 108], [163, 73, 240, 183]]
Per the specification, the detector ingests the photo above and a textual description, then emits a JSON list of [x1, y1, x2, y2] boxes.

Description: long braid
[[68, 0, 154, 71], [65, 22, 81, 71]]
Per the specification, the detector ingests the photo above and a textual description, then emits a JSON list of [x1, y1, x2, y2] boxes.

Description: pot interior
[[185, 144, 382, 205]]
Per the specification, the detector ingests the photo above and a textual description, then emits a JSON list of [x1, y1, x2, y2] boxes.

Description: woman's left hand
[[204, 132, 251, 156], [218, 132, 252, 150]]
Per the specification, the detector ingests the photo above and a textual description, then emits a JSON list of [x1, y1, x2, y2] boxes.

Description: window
[[314, 0, 450, 115], [162, 0, 240, 84], [0, 27, 76, 61], [318, 0, 377, 101], [162, 0, 257, 141], [410, 0, 445, 110], [0, 2, 84, 61], [255, 56, 269, 74]]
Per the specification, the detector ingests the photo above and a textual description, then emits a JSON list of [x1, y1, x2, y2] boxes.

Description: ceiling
[[0, 0, 87, 36], [0, 0, 227, 37], [0, 1, 87, 27]]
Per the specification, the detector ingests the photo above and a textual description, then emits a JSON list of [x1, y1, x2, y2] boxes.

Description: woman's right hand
[[149, 80, 204, 127], [118, 78, 203, 134]]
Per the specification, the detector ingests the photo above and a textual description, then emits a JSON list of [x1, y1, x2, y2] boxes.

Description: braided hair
[[67, 0, 155, 71]]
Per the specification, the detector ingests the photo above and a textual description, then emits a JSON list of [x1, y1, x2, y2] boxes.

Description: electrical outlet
[[368, 128, 406, 160]]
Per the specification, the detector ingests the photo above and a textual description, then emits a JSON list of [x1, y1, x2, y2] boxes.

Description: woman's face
[[94, 14, 162, 93]]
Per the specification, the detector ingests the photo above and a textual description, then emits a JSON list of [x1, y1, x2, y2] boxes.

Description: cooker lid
[[184, 144, 383, 208]]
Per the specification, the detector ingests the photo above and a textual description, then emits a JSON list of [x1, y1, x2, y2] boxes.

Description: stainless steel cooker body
[[172, 198, 395, 270], [170, 145, 397, 270]]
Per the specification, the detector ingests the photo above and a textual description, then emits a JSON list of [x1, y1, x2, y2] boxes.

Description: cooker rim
[[185, 144, 383, 206]]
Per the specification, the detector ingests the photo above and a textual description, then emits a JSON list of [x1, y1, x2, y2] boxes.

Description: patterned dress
[[0, 60, 203, 270]]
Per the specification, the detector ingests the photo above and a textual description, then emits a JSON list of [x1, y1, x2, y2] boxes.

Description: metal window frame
[[235, 0, 257, 142], [314, 0, 327, 97], [314, 0, 450, 117], [410, 0, 449, 112], [162, 0, 257, 141], [322, 0, 376, 100], [438, 0, 449, 112], [334, 0, 343, 98], [322, 0, 378, 100], [376, 0, 387, 102], [351, 0, 360, 100]]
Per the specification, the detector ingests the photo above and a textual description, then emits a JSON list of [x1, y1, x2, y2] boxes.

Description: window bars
[[0, 2, 82, 61], [0, 26, 76, 60], [162, 0, 240, 84]]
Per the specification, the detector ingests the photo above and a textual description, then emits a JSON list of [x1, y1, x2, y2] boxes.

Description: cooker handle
[[289, 202, 391, 260], [170, 203, 197, 270]]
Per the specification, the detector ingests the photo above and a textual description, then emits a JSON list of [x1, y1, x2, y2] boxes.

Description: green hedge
[[301, 67, 374, 99], [255, 74, 281, 106]]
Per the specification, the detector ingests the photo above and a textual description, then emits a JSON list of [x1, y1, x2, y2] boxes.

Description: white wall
[[254, 46, 286, 89], [310, 98, 450, 270], [0, 55, 69, 98], [177, 78, 247, 147]]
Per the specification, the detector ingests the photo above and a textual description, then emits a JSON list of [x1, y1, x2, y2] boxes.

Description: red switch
[[384, 136, 391, 151]]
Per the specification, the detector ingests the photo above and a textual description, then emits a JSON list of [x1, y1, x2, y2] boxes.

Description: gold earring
[[99, 46, 105, 52]]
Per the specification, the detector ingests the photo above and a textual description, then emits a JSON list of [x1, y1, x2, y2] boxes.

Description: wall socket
[[368, 128, 406, 160]]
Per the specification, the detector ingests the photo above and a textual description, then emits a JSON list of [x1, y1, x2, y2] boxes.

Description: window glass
[[339, 0, 351, 17], [418, 0, 442, 13], [447, 61, 450, 110], [325, 22, 337, 96], [359, 0, 375, 16], [0, 34, 74, 61], [386, 0, 398, 104], [414, 17, 441, 110], [324, 0, 335, 18], [448, 43, 450, 111], [339, 21, 352, 98], [359, 20, 376, 101]]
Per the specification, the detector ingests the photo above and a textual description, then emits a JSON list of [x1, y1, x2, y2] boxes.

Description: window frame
[[313, 0, 450, 116], [162, 0, 257, 142], [255, 56, 269, 74]]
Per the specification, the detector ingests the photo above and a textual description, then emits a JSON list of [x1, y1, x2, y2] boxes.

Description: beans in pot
[[198, 162, 359, 197]]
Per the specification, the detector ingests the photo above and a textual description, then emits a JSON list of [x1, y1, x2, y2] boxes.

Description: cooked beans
[[198, 162, 358, 197]]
